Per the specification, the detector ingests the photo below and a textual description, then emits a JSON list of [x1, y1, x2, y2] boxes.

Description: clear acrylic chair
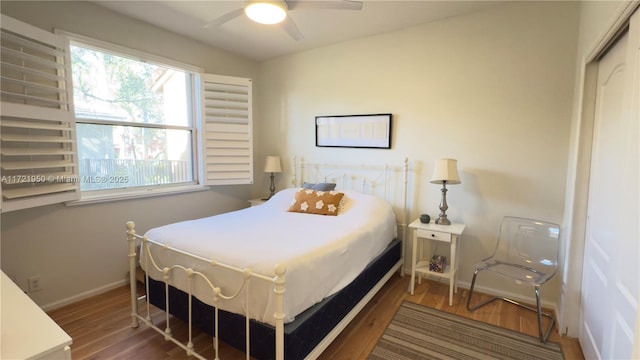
[[466, 216, 560, 342]]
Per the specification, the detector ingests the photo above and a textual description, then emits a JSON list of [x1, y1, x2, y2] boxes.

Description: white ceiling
[[92, 0, 506, 61]]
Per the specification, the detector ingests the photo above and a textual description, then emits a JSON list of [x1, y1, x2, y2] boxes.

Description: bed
[[126, 158, 410, 359]]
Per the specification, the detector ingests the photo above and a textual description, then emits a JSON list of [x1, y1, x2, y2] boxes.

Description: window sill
[[65, 184, 210, 207]]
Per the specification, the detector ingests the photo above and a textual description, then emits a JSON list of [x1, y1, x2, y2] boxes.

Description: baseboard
[[42, 279, 127, 312], [401, 268, 558, 315]]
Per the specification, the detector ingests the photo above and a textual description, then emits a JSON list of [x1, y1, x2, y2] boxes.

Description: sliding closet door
[[580, 10, 639, 360]]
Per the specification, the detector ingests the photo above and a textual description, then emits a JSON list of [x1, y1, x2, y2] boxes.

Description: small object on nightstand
[[429, 255, 446, 273], [420, 214, 431, 224]]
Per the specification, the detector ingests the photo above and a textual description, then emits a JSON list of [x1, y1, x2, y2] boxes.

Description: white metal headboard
[[291, 157, 410, 271], [292, 156, 408, 206]]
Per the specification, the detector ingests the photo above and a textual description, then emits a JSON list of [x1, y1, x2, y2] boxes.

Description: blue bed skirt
[[147, 238, 401, 359]]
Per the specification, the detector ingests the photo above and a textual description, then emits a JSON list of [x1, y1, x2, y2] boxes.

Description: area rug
[[369, 301, 564, 360]]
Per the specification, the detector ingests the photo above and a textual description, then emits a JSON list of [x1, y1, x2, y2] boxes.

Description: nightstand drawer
[[416, 229, 451, 242]]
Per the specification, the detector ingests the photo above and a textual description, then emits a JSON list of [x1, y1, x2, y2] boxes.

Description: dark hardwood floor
[[47, 275, 584, 359]]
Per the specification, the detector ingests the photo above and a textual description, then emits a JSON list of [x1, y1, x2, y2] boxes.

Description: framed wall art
[[315, 113, 392, 149]]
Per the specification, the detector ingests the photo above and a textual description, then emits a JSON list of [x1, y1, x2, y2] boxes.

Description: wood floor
[[47, 275, 584, 359]]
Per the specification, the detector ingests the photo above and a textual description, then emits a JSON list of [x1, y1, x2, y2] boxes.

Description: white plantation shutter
[[201, 74, 253, 185], [0, 15, 79, 212]]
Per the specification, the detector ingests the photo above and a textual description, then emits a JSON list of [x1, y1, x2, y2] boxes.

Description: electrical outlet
[[28, 275, 42, 293]]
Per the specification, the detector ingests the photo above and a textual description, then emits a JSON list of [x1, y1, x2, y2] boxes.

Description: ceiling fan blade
[[286, 0, 363, 11], [282, 16, 304, 41], [203, 8, 244, 28]]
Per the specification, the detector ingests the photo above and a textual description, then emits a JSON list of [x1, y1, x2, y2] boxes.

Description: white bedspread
[[141, 188, 397, 325]]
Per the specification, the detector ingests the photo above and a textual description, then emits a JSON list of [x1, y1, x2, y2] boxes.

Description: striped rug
[[369, 301, 564, 360]]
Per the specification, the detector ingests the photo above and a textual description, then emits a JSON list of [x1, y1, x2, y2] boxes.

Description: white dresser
[[1, 271, 72, 359]]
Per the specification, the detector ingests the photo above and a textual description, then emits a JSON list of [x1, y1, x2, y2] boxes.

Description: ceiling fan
[[204, 0, 364, 41]]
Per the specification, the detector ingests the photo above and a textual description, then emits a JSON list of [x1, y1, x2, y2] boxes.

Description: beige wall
[[0, 1, 258, 308], [255, 1, 580, 304], [1, 0, 585, 311]]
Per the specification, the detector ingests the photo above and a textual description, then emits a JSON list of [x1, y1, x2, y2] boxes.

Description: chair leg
[[466, 269, 500, 311], [466, 272, 555, 343], [535, 286, 555, 343]]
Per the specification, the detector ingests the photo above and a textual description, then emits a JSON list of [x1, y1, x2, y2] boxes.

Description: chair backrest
[[491, 216, 561, 281]]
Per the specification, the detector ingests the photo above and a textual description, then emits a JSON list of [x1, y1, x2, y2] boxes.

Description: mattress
[[140, 188, 397, 325]]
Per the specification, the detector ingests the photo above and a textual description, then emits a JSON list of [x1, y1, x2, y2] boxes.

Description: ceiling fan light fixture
[[245, 1, 287, 25]]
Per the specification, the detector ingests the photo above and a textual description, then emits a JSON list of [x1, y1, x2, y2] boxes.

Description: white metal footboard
[[126, 221, 286, 360]]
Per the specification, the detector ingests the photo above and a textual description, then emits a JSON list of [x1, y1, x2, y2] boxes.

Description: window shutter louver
[[201, 74, 253, 185], [1, 15, 79, 212]]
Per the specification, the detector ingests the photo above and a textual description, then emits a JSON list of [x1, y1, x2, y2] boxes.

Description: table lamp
[[264, 155, 282, 199], [430, 158, 461, 225]]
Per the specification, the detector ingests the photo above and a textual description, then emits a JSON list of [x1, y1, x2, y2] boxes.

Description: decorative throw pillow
[[302, 182, 337, 191], [287, 189, 345, 216]]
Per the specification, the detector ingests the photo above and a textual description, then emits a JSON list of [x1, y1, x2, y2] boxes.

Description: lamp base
[[436, 182, 451, 225], [268, 172, 276, 199]]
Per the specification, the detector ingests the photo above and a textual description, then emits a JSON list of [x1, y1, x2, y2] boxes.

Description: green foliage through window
[[70, 43, 195, 192]]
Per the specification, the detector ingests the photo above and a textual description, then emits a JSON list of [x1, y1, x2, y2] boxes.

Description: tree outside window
[[70, 44, 195, 191]]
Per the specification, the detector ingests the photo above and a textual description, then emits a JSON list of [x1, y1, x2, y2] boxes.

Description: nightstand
[[248, 198, 267, 207], [408, 219, 465, 306]]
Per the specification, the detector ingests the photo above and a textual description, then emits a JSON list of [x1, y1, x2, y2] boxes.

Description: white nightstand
[[408, 219, 465, 306], [248, 198, 267, 207]]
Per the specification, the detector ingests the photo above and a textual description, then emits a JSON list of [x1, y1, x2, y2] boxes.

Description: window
[[70, 41, 197, 193], [1, 16, 253, 211]]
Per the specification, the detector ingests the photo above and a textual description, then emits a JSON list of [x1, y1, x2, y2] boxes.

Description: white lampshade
[[245, 1, 287, 25], [430, 159, 461, 184], [264, 156, 282, 173]]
